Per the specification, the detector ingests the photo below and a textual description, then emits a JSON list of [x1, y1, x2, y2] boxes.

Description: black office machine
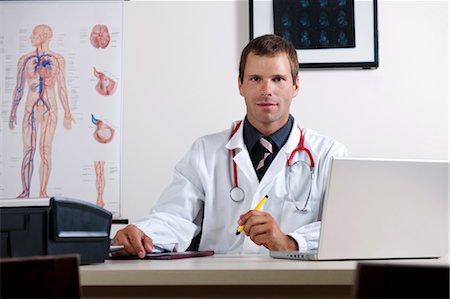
[[0, 197, 112, 264]]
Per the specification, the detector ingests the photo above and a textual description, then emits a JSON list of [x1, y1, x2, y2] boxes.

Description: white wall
[[121, 0, 449, 222]]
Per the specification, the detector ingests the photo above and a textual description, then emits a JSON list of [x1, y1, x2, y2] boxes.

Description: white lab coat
[[135, 119, 348, 254]]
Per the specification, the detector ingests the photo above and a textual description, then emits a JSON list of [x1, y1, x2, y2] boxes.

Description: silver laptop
[[270, 157, 449, 261]]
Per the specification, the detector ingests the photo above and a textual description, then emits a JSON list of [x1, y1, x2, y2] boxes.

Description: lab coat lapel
[[283, 122, 303, 165], [225, 120, 259, 184]]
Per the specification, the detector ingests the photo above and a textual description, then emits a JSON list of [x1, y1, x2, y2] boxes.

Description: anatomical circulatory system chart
[[0, 1, 123, 218]]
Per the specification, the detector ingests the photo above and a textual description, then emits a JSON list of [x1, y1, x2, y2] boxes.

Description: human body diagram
[[9, 24, 73, 198], [1, 2, 123, 217]]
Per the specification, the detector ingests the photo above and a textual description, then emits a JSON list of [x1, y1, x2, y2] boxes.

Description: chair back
[[0, 254, 80, 298]]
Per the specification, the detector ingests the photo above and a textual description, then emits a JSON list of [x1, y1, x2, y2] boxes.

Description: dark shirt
[[243, 115, 294, 181]]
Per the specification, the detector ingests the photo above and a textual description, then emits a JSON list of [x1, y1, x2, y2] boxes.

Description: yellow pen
[[235, 195, 268, 236]]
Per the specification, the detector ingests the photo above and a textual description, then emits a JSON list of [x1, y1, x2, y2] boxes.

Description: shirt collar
[[243, 115, 294, 151]]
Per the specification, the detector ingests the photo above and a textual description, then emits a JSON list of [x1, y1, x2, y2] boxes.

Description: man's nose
[[260, 80, 273, 96]]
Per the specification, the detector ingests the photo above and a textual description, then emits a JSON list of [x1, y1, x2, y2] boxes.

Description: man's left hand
[[238, 210, 298, 251], [63, 112, 75, 130]]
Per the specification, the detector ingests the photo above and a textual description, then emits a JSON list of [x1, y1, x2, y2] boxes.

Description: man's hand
[[63, 112, 74, 130], [111, 224, 154, 258], [9, 111, 17, 130], [238, 210, 298, 251]]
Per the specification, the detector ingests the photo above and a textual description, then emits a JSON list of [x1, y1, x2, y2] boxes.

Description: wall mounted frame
[[249, 0, 379, 69]]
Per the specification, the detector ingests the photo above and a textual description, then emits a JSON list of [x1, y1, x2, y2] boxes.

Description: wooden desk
[[80, 254, 448, 298]]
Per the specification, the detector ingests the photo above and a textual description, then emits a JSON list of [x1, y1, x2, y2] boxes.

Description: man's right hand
[[9, 111, 17, 130], [111, 224, 154, 258]]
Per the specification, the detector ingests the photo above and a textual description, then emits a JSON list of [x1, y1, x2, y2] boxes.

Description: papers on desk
[[109, 245, 125, 253], [109, 250, 215, 260], [109, 242, 169, 254]]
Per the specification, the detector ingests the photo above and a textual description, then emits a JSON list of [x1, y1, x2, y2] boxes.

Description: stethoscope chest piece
[[230, 186, 245, 202]]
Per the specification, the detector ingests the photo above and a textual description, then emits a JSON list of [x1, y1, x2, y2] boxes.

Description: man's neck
[[247, 117, 289, 137], [35, 44, 49, 56]]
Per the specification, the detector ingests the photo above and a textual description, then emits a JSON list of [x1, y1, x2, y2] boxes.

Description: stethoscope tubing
[[229, 120, 315, 207], [230, 121, 242, 191]]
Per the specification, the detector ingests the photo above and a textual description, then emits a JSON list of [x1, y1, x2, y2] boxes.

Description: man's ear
[[293, 75, 300, 97], [238, 75, 244, 96]]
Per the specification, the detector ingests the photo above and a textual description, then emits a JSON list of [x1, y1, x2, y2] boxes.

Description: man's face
[[30, 26, 51, 47], [238, 52, 299, 132], [30, 29, 43, 47]]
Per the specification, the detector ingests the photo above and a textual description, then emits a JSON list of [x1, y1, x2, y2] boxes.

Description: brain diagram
[[90, 24, 111, 49]]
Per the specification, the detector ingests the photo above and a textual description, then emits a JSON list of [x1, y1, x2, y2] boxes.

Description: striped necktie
[[256, 137, 273, 171]]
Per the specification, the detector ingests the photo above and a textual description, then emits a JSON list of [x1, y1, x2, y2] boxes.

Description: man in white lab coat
[[112, 34, 347, 257]]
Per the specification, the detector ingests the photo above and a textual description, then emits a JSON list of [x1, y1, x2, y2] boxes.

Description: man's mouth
[[257, 103, 277, 107]]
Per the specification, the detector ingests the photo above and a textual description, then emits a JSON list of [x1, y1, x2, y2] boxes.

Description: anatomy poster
[[0, 1, 123, 218]]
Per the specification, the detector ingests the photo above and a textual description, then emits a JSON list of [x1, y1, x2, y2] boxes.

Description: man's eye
[[250, 77, 260, 82], [273, 77, 284, 82]]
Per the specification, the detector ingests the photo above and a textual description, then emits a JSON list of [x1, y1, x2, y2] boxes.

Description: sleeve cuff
[[287, 233, 308, 252]]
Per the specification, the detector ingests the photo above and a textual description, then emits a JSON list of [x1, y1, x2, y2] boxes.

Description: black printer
[[0, 197, 112, 264]]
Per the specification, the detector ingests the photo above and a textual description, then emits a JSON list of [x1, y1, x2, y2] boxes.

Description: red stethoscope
[[229, 120, 315, 204]]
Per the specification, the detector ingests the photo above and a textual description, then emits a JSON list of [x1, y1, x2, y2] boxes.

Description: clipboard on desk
[[110, 250, 215, 260]]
